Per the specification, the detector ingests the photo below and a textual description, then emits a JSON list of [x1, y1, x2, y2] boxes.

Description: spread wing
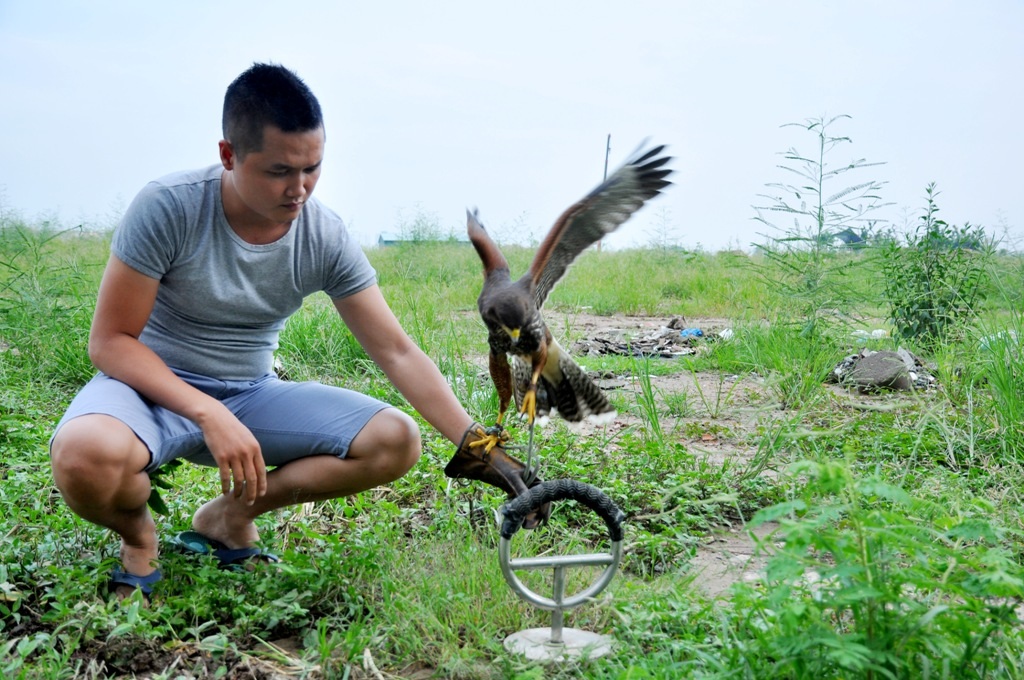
[[527, 142, 673, 308]]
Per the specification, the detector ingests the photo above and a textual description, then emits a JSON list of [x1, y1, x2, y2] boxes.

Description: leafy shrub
[[731, 460, 1024, 678], [881, 183, 990, 345]]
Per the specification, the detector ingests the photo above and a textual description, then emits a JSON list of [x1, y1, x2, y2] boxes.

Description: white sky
[[1, 1, 1021, 252]]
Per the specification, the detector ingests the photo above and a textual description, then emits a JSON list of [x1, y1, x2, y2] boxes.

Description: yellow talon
[[468, 424, 508, 453], [519, 389, 537, 424], [469, 435, 500, 453]]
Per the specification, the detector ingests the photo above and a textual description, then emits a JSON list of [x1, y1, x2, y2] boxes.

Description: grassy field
[[3, 219, 1024, 679]]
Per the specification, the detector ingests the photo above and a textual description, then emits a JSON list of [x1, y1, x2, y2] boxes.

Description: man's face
[[220, 125, 325, 229]]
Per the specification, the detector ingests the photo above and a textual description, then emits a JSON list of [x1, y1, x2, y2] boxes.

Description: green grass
[[3, 218, 1024, 678]]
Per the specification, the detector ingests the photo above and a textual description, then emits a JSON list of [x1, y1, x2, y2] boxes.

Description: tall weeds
[[753, 114, 891, 336], [0, 223, 101, 388]]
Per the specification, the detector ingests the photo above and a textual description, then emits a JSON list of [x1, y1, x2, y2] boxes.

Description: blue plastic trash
[[679, 328, 704, 338]]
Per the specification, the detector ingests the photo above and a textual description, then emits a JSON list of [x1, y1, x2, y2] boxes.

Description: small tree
[[645, 207, 684, 252], [397, 207, 446, 242], [753, 115, 892, 335]]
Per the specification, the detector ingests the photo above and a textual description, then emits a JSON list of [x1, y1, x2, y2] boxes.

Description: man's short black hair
[[222, 63, 323, 158]]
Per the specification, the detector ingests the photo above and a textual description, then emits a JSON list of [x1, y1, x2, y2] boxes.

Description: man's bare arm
[[332, 285, 474, 444]]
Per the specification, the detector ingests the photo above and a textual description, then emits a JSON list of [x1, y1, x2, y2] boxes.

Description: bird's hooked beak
[[504, 326, 521, 345]]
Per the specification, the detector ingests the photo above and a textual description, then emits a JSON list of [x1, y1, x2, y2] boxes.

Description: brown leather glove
[[444, 423, 551, 529]]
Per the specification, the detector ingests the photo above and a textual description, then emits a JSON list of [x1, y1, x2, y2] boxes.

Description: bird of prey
[[468, 142, 672, 445]]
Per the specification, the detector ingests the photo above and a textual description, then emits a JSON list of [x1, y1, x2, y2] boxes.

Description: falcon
[[469, 142, 672, 445]]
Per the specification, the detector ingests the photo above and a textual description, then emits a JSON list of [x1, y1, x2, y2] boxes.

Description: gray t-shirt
[[112, 165, 376, 380]]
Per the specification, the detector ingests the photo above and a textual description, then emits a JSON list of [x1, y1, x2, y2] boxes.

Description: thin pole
[[603, 133, 611, 181], [598, 134, 611, 252], [550, 565, 566, 644]]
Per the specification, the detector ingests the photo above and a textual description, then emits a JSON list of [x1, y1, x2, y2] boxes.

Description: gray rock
[[843, 350, 913, 392]]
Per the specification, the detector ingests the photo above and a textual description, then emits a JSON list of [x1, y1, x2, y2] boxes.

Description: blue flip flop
[[109, 568, 162, 597], [172, 530, 279, 571]]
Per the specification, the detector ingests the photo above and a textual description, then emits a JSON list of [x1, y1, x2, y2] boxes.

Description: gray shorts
[[51, 369, 392, 473]]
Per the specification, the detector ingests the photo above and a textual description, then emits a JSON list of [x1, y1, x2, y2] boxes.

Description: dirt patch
[[71, 636, 298, 679], [545, 311, 733, 346], [68, 634, 439, 680], [688, 521, 780, 599], [539, 311, 772, 443]]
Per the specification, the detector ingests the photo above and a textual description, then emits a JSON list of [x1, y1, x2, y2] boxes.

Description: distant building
[[376, 231, 471, 247], [834, 228, 868, 248]]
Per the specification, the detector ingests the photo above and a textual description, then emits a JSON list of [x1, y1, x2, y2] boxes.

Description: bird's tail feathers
[[511, 354, 614, 423]]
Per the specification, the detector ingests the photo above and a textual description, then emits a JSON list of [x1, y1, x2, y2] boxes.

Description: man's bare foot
[[114, 535, 160, 601], [191, 495, 260, 550]]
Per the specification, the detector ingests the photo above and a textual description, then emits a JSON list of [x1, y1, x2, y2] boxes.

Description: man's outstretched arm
[[332, 284, 475, 444], [333, 284, 549, 526]]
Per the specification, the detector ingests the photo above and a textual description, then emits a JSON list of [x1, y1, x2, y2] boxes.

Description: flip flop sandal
[[172, 530, 279, 571], [108, 569, 162, 598]]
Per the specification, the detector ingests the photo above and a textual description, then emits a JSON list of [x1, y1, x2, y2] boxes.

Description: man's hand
[[444, 422, 551, 529], [88, 255, 268, 506], [197, 403, 268, 505]]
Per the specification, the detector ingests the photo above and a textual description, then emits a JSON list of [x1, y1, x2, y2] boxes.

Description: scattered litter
[[851, 328, 890, 342], [979, 330, 1019, 350], [571, 317, 721, 358], [572, 333, 697, 359]]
